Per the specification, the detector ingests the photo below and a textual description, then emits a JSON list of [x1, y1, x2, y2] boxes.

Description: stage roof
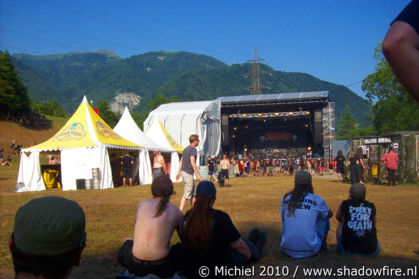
[[216, 91, 329, 104]]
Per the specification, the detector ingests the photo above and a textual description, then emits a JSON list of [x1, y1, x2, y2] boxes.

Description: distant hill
[[11, 50, 372, 124], [156, 63, 371, 123]]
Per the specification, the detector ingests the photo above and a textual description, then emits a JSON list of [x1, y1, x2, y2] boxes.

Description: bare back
[[132, 198, 183, 260], [220, 159, 230, 170]]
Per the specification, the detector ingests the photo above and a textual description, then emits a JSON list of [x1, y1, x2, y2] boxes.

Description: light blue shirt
[[280, 193, 330, 258]]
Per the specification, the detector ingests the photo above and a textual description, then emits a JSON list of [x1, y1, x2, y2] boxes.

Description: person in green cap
[[9, 196, 86, 279]]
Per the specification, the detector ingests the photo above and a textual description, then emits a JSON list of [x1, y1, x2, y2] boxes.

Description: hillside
[[0, 116, 67, 151], [156, 63, 371, 123], [11, 50, 371, 124]]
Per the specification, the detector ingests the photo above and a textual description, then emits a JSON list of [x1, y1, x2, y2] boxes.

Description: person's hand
[[199, 176, 204, 181], [176, 174, 180, 180]]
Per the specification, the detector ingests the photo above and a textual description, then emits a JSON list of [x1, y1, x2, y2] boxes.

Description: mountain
[[10, 57, 61, 102], [11, 50, 371, 124], [58, 51, 227, 110], [13, 50, 122, 87], [155, 63, 371, 123]]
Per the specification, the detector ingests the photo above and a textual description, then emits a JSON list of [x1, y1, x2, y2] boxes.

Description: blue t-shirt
[[280, 193, 330, 258]]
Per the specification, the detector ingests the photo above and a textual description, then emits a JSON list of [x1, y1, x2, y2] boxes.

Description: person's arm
[[383, 21, 419, 103], [175, 210, 184, 239], [230, 238, 251, 260], [176, 157, 183, 180], [190, 156, 203, 181], [161, 156, 168, 175], [335, 204, 343, 222]]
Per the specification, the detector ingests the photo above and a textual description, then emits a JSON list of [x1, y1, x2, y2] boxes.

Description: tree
[[337, 106, 358, 139], [32, 99, 66, 117], [0, 51, 31, 115], [96, 99, 118, 128], [362, 43, 419, 134]]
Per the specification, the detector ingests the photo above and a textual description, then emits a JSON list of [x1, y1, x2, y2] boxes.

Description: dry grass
[[0, 121, 418, 278]]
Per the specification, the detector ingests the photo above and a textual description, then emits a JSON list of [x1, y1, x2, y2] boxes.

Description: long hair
[[337, 150, 343, 157], [151, 175, 173, 218], [283, 183, 313, 216], [183, 194, 214, 249]]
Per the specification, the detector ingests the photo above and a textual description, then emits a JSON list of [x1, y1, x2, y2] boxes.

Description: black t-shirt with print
[[335, 156, 345, 168], [341, 199, 378, 254]]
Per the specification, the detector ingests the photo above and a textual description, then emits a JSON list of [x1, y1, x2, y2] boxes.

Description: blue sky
[[0, 0, 410, 98]]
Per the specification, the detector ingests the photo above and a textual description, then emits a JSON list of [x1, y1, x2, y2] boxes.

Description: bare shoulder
[[167, 202, 183, 218]]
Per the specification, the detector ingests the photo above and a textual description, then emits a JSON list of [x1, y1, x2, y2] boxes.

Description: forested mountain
[[156, 63, 371, 122], [11, 50, 371, 124]]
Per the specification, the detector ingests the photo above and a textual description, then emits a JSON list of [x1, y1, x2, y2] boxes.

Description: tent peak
[[82, 96, 88, 103]]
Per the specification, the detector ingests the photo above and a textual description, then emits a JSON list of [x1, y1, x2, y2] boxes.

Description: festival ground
[[0, 160, 418, 279]]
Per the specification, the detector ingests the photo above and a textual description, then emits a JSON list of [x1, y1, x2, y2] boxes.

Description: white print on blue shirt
[[347, 203, 373, 237]]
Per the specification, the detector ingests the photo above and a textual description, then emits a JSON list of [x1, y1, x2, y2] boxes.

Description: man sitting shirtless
[[117, 175, 183, 277]]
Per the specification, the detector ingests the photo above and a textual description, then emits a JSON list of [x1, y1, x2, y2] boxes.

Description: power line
[[1, 28, 90, 52], [1, 10, 138, 54]]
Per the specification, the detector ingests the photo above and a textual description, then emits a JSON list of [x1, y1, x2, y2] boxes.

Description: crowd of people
[[8, 134, 381, 279], [8, 172, 379, 279]]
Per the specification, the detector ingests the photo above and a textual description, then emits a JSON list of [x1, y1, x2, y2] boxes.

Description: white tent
[[143, 100, 221, 161], [114, 107, 175, 185], [144, 119, 184, 182], [17, 97, 142, 191]]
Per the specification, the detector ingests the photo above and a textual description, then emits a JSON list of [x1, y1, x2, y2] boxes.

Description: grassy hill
[[0, 116, 68, 152]]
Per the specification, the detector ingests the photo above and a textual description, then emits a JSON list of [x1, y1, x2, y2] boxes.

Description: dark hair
[[283, 183, 313, 216], [151, 175, 173, 217], [388, 146, 393, 152], [337, 150, 343, 157], [183, 194, 214, 249], [10, 235, 85, 279]]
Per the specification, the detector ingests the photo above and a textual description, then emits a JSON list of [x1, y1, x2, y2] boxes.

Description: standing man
[[220, 154, 231, 186], [207, 156, 217, 182], [153, 150, 167, 178], [381, 146, 399, 186], [176, 134, 204, 212], [121, 152, 134, 186]]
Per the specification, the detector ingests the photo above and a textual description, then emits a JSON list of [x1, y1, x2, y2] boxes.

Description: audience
[[178, 181, 266, 278], [280, 171, 332, 258], [9, 196, 86, 279], [336, 183, 380, 256], [117, 175, 183, 278]]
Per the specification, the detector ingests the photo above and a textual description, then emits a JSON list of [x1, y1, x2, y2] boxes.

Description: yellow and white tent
[[17, 96, 142, 191], [144, 119, 184, 181]]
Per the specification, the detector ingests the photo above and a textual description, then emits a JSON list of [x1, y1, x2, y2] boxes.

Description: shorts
[[336, 166, 344, 174], [181, 171, 195, 199], [123, 167, 132, 179], [208, 170, 214, 175], [117, 240, 176, 277], [220, 169, 229, 179], [153, 167, 164, 178]]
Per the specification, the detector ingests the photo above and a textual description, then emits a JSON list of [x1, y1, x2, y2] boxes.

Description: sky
[[0, 0, 411, 99]]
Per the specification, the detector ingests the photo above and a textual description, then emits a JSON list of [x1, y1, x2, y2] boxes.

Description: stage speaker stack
[[314, 110, 322, 144], [221, 115, 229, 146]]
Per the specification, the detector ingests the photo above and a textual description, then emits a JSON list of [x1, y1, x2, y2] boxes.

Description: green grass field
[[0, 158, 418, 278]]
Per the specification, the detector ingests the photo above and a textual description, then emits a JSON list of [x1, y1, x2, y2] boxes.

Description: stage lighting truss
[[228, 111, 311, 119]]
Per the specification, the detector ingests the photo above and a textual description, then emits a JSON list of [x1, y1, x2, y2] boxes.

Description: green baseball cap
[[13, 196, 86, 256]]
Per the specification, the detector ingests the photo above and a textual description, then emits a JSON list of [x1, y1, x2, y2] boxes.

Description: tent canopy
[[145, 120, 184, 154], [25, 96, 141, 152], [114, 107, 171, 152], [18, 97, 142, 192], [144, 100, 220, 156]]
